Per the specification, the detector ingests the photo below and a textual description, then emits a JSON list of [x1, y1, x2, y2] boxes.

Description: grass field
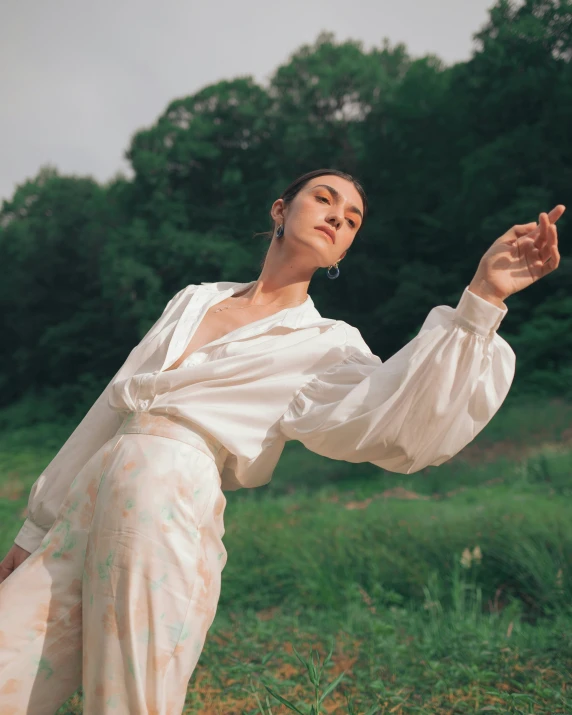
[[1, 394, 571, 714]]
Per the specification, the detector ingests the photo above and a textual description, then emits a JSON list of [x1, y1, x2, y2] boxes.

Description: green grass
[[1, 395, 571, 713]]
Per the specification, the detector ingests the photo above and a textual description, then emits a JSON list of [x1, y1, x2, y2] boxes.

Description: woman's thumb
[[512, 221, 538, 237], [496, 221, 538, 245]]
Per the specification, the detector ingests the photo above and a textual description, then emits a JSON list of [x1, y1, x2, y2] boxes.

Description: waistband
[[116, 412, 228, 473]]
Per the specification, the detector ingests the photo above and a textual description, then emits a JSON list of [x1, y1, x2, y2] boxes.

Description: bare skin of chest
[[164, 297, 279, 371]]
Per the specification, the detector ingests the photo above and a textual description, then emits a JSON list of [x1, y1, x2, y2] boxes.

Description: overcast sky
[[1, 0, 498, 204]]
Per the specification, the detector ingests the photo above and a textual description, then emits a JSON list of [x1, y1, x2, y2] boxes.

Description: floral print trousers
[[0, 412, 228, 714]]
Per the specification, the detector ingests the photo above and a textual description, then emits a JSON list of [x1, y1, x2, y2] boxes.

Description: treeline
[[1, 0, 572, 413]]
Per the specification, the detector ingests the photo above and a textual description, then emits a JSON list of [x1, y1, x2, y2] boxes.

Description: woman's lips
[[315, 227, 334, 243]]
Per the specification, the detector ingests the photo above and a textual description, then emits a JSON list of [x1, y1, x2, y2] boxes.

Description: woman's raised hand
[[0, 543, 32, 585], [469, 205, 566, 305]]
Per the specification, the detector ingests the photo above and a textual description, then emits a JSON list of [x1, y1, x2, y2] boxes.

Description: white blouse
[[14, 280, 516, 553]]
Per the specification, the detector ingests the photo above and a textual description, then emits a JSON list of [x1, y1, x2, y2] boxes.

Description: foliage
[[1, 0, 572, 412]]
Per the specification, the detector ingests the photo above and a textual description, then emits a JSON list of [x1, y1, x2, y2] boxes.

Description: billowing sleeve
[[13, 288, 187, 553], [279, 286, 516, 474]]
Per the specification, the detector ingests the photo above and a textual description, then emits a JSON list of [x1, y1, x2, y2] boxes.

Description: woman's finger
[[536, 214, 560, 250], [538, 224, 556, 260], [551, 236, 561, 267], [547, 204, 566, 224]]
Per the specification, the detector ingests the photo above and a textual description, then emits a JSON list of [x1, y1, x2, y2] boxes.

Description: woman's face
[[271, 175, 364, 267]]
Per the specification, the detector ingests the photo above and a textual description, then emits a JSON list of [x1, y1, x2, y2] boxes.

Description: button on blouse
[[14, 280, 516, 554]]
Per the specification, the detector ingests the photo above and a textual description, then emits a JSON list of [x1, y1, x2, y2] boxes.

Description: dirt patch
[[377, 486, 430, 501], [452, 434, 572, 467]]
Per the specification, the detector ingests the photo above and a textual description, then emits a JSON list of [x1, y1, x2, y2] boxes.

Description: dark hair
[[256, 168, 368, 244]]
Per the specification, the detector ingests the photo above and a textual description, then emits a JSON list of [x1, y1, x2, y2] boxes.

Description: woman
[[0, 168, 564, 714]]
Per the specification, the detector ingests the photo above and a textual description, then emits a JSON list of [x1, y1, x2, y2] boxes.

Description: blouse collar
[[199, 280, 322, 330]]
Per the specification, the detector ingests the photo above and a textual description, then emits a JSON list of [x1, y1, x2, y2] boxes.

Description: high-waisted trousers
[[0, 411, 228, 714]]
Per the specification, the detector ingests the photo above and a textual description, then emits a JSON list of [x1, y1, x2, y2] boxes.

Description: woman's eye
[[348, 219, 355, 228], [316, 195, 329, 203]]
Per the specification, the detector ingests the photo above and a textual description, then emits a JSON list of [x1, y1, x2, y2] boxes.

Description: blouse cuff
[[453, 286, 508, 337], [13, 518, 48, 554]]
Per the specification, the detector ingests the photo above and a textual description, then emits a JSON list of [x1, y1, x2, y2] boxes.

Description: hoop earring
[[276, 224, 284, 238], [327, 262, 340, 279]]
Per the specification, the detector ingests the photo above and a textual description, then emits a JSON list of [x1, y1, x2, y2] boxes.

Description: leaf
[[318, 671, 347, 705], [262, 684, 307, 715]]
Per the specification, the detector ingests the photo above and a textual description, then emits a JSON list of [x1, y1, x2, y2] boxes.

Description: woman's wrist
[[467, 278, 508, 310]]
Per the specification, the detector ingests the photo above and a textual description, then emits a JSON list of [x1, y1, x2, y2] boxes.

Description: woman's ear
[[270, 198, 286, 224]]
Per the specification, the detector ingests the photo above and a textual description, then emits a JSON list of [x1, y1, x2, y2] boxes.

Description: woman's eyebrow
[[312, 184, 363, 219]]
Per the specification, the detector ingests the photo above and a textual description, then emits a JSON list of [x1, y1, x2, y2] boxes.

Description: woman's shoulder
[[167, 281, 205, 304], [334, 319, 375, 356], [297, 316, 376, 365]]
